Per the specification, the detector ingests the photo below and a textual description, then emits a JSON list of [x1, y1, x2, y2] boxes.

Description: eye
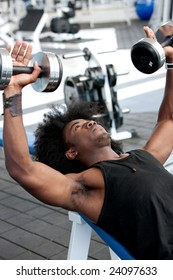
[[75, 124, 81, 130]]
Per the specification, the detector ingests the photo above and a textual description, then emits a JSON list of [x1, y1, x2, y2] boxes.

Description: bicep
[[143, 120, 173, 164], [18, 161, 78, 210]]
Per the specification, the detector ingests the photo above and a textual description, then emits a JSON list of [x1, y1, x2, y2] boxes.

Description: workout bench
[[0, 127, 134, 260], [68, 211, 134, 260]]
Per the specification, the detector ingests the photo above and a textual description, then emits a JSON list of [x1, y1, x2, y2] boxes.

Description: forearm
[[158, 68, 173, 121], [157, 49, 173, 121], [144, 66, 173, 163], [3, 88, 32, 180], [2, 41, 41, 180]]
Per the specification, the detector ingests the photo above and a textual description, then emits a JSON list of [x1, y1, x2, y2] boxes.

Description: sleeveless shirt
[[92, 149, 173, 260]]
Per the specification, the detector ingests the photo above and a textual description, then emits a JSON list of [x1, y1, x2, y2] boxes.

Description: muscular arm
[[2, 42, 79, 209], [140, 27, 173, 163], [144, 69, 173, 163]]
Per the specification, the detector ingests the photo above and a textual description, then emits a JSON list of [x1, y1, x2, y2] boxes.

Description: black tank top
[[91, 149, 173, 260]]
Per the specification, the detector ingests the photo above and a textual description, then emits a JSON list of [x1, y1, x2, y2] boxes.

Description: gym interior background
[[1, 0, 173, 260]]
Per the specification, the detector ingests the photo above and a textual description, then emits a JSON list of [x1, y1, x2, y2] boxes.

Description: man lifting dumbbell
[[2, 26, 173, 260]]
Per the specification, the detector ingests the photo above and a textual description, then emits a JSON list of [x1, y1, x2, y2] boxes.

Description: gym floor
[[0, 18, 168, 260]]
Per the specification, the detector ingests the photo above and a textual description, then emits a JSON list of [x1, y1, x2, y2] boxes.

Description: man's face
[[63, 119, 111, 151]]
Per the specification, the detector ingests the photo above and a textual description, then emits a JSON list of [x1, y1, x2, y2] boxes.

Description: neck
[[79, 146, 121, 167]]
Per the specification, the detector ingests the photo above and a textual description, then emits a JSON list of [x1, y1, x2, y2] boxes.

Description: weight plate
[[0, 49, 13, 90], [106, 64, 117, 87], [85, 67, 105, 89], [30, 52, 63, 92], [64, 76, 85, 106]]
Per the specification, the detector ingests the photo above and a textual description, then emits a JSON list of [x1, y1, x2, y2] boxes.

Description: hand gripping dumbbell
[[0, 49, 63, 92], [131, 21, 173, 74]]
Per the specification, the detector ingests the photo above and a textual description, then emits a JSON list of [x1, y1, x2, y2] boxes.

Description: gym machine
[[50, 0, 80, 35], [63, 47, 135, 140], [131, 21, 173, 74]]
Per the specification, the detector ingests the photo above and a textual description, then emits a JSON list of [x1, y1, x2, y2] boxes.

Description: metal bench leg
[[67, 211, 92, 260], [109, 247, 120, 260]]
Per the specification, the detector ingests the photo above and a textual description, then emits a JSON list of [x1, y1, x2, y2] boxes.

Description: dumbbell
[[131, 21, 173, 74], [0, 49, 63, 92]]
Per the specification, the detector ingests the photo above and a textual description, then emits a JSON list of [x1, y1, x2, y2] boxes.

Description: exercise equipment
[[135, 0, 154, 20], [63, 48, 133, 140], [131, 21, 173, 74], [0, 49, 63, 92], [50, 17, 80, 35], [50, 1, 80, 35], [68, 211, 135, 260]]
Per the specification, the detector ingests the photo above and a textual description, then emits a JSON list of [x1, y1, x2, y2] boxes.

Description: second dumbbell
[[131, 21, 173, 74]]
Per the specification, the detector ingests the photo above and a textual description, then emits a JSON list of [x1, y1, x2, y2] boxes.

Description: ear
[[65, 148, 78, 160]]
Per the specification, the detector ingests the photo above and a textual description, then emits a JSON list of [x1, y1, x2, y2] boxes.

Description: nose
[[86, 120, 97, 128]]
